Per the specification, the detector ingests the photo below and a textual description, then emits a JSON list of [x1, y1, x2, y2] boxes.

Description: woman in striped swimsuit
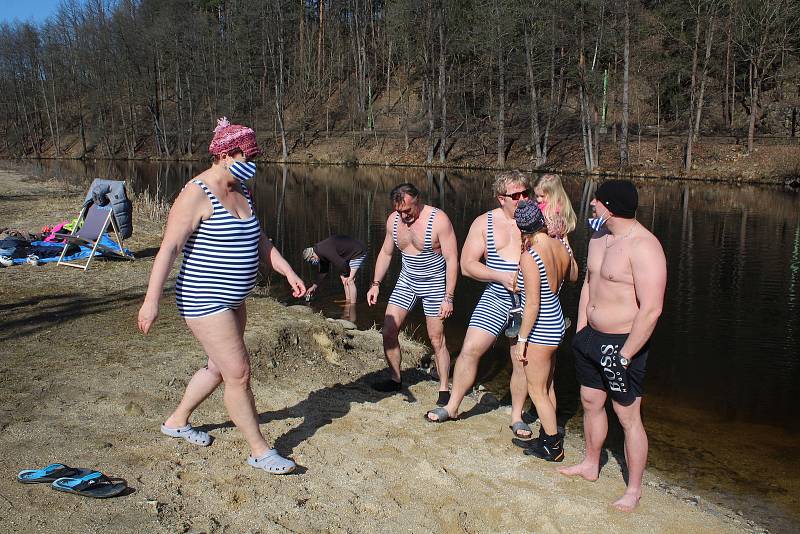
[[512, 200, 575, 462], [137, 118, 306, 475]]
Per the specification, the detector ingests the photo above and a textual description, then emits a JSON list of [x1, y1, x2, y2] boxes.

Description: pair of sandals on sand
[[160, 423, 296, 475], [16, 464, 128, 498]]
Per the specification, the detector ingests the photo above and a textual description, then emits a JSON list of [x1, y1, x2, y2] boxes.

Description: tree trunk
[[747, 60, 757, 154], [723, 12, 733, 128], [404, 74, 409, 150], [425, 6, 435, 164], [579, 84, 592, 172], [426, 75, 435, 163], [317, 0, 324, 78], [186, 72, 194, 156], [80, 112, 88, 159], [524, 27, 543, 166], [38, 66, 56, 157], [578, 45, 595, 172], [386, 38, 392, 115], [684, 15, 700, 173], [693, 13, 715, 142], [496, 14, 505, 168], [438, 9, 447, 163], [50, 76, 61, 156], [619, 0, 630, 168]]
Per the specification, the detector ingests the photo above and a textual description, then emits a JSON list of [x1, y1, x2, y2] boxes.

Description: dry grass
[[132, 188, 171, 224]]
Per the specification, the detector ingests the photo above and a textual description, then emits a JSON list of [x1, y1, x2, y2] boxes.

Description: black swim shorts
[[571, 325, 649, 407]]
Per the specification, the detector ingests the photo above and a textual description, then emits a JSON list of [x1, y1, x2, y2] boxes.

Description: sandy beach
[[0, 167, 764, 533]]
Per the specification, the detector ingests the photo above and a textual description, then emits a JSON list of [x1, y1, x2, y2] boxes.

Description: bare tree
[[734, 0, 798, 153], [684, 0, 718, 173]]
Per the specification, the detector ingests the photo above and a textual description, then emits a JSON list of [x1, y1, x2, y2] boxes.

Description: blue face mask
[[229, 161, 257, 182], [588, 214, 609, 232]]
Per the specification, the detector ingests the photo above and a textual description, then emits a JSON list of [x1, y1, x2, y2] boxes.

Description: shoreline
[[0, 166, 779, 533], [3, 134, 799, 186]]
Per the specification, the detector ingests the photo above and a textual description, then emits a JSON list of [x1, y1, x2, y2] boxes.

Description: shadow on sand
[[200, 368, 438, 456]]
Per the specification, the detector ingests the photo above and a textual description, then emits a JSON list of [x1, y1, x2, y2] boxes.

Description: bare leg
[[342, 269, 359, 303], [428, 327, 496, 421], [163, 359, 223, 428], [548, 356, 557, 415], [509, 341, 531, 437], [558, 386, 607, 480], [185, 307, 270, 458], [164, 305, 249, 428], [426, 315, 450, 393], [610, 397, 647, 512], [523, 344, 558, 435], [341, 301, 356, 323], [382, 304, 410, 382], [340, 275, 351, 302]]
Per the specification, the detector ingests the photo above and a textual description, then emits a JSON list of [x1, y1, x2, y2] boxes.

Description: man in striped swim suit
[[425, 171, 533, 436], [367, 183, 459, 405]]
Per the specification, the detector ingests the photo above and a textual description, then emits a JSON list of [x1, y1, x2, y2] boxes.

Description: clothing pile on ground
[[0, 226, 130, 267]]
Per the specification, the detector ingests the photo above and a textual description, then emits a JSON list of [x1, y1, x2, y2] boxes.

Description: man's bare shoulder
[[470, 211, 489, 229], [462, 213, 488, 253], [631, 228, 665, 263], [432, 206, 454, 229], [586, 228, 610, 252]]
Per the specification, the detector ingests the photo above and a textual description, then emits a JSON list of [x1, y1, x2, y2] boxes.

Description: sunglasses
[[500, 189, 530, 200]]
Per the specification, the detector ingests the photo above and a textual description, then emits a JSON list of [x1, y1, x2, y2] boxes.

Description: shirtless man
[[367, 183, 459, 403], [558, 179, 667, 512], [425, 171, 534, 435]]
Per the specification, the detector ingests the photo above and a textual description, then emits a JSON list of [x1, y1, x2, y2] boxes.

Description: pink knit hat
[[208, 117, 261, 158]]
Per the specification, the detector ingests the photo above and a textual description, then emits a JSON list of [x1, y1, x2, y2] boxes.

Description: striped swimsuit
[[175, 179, 261, 318], [516, 239, 571, 346], [349, 254, 367, 271], [388, 208, 446, 317], [468, 211, 520, 336]]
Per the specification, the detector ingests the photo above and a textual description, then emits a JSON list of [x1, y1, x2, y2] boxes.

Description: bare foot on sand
[[611, 491, 641, 512], [557, 461, 599, 481]]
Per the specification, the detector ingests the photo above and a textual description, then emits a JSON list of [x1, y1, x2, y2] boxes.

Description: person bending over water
[[303, 235, 367, 304], [510, 200, 575, 461], [137, 118, 306, 475], [558, 179, 666, 512]]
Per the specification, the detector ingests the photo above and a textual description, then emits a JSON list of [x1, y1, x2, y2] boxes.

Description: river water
[[15, 159, 800, 531]]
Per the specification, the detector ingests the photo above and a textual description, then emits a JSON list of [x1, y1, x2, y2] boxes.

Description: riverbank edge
[[3, 151, 798, 186]]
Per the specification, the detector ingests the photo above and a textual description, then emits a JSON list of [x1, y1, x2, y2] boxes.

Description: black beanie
[[595, 180, 638, 219]]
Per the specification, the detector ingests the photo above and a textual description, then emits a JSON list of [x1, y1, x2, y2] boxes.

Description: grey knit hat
[[514, 200, 546, 234]]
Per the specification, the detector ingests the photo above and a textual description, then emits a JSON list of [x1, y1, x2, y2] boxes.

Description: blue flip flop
[[51, 471, 127, 499], [17, 464, 80, 484]]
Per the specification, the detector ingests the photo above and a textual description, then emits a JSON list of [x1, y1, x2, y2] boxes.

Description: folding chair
[[54, 203, 131, 270]]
